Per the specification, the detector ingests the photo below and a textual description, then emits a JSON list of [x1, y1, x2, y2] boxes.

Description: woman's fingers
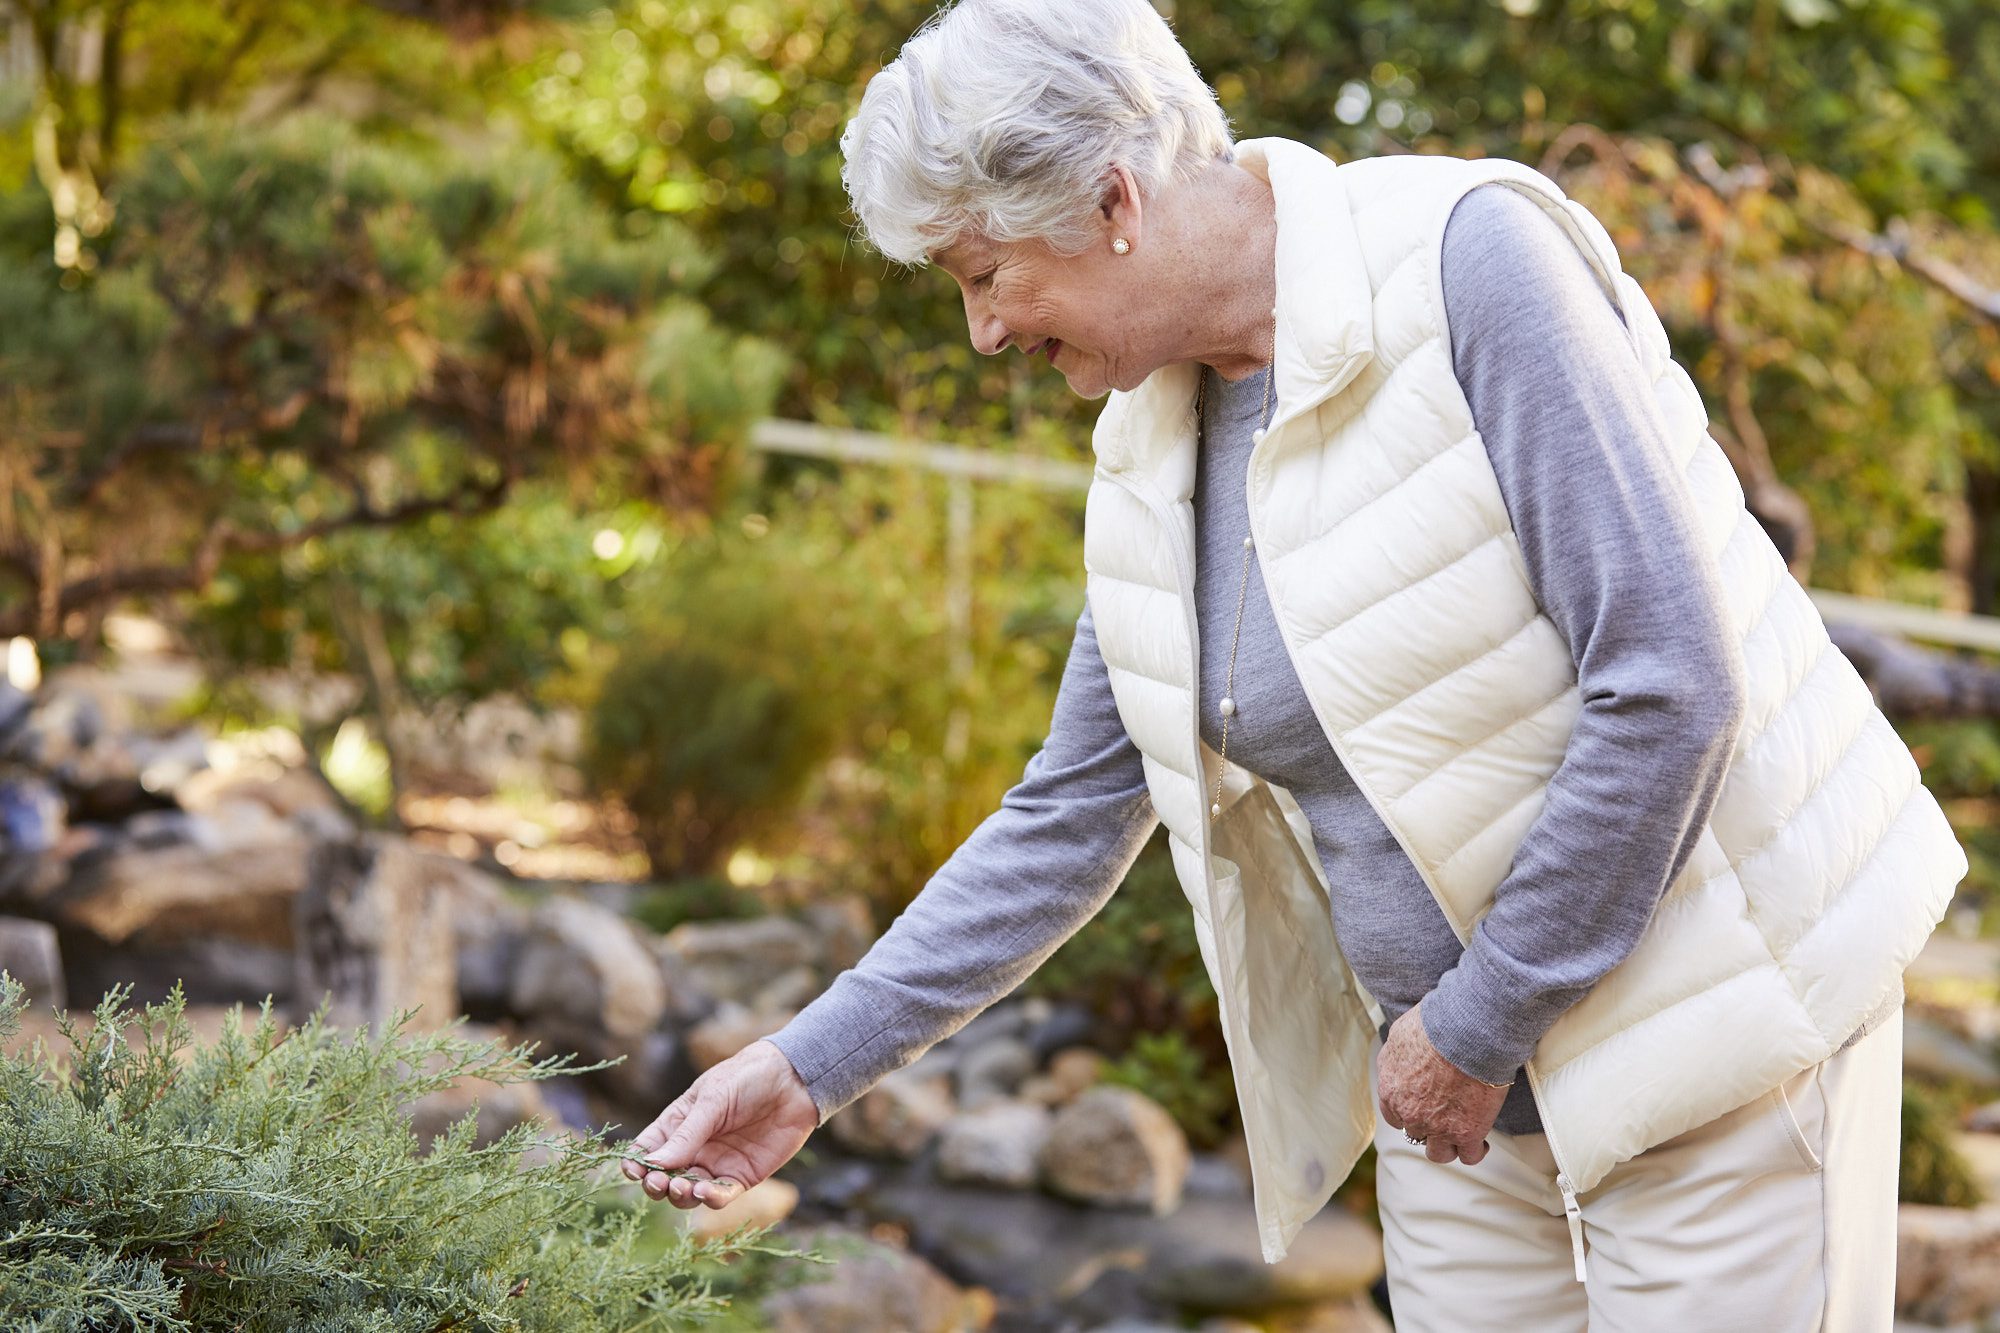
[[624, 1095, 695, 1180]]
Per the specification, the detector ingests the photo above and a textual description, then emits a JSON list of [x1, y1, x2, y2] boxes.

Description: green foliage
[[629, 876, 770, 935], [0, 977, 809, 1329], [573, 452, 1087, 907], [1099, 1030, 1238, 1152], [577, 519, 863, 877], [1901, 1076, 1985, 1207]]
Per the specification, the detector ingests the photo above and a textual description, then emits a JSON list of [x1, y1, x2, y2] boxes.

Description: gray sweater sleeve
[[1416, 182, 1750, 1084], [761, 600, 1158, 1123]]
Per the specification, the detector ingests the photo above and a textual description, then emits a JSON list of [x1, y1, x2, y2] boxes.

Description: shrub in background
[[0, 978, 807, 1329], [1902, 1076, 1986, 1208], [578, 531, 858, 879]]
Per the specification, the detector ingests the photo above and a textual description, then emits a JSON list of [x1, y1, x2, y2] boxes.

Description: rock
[[0, 776, 73, 911], [1904, 1014, 2000, 1092], [683, 1175, 800, 1243], [1142, 1202, 1384, 1311], [1909, 933, 2000, 990], [434, 863, 525, 1020], [954, 1035, 1035, 1111], [1025, 1000, 1101, 1062], [54, 828, 311, 948], [8, 680, 106, 771], [800, 894, 876, 974], [791, 1158, 880, 1211], [0, 682, 30, 740], [937, 1099, 1053, 1189], [1957, 1132, 2000, 1203], [295, 835, 459, 1032], [1898, 1203, 2000, 1326], [1019, 1044, 1103, 1108], [119, 808, 206, 850], [1040, 1086, 1190, 1214], [861, 1159, 1384, 1318], [64, 935, 295, 1010], [751, 964, 822, 1016], [1046, 1046, 1107, 1099], [827, 1066, 956, 1160], [600, 1028, 694, 1110], [685, 1001, 797, 1072], [1182, 1151, 1253, 1200], [944, 999, 1032, 1054], [0, 917, 62, 1008], [177, 763, 350, 825], [658, 915, 820, 1007], [509, 895, 667, 1050], [0, 775, 65, 854], [760, 1222, 990, 1333]]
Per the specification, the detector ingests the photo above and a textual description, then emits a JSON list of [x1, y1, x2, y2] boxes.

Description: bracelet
[[1473, 1073, 1515, 1089]]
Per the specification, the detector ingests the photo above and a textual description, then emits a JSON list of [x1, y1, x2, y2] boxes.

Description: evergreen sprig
[[0, 976, 814, 1330]]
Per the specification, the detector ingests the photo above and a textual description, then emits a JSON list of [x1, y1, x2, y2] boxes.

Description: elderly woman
[[624, 1, 1965, 1325]]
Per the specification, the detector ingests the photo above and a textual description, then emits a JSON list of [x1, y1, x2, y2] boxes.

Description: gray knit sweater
[[763, 181, 1895, 1138]]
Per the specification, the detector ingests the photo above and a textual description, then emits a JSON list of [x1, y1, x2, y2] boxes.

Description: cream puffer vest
[[1082, 136, 1968, 1270]]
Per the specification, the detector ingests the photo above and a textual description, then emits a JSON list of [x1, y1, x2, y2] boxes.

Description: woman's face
[[932, 230, 1155, 399]]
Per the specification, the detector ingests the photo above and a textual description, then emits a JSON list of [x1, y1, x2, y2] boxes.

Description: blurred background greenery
[[4, 0, 2000, 1253]]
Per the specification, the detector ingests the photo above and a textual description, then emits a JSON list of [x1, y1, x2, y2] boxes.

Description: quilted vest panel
[[1082, 137, 1968, 1265]]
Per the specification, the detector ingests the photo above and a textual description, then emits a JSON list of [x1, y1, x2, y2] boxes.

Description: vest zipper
[[1556, 1173, 1588, 1282], [1238, 420, 1594, 1284]]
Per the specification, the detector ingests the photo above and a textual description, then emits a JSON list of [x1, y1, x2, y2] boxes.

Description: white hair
[[840, 0, 1234, 266]]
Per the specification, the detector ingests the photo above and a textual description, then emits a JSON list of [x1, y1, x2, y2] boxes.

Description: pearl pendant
[[1220, 697, 1235, 717], [1210, 801, 1221, 817]]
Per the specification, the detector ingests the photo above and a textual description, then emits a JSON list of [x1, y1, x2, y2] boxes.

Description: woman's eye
[[974, 269, 996, 289]]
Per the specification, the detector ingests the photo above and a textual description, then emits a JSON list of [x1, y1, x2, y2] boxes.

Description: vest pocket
[[1769, 1074, 1824, 1173]]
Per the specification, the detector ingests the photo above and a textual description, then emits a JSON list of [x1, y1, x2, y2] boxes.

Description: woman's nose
[[965, 299, 1010, 357]]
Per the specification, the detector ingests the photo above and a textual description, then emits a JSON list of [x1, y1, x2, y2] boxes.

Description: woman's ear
[[1100, 164, 1144, 254]]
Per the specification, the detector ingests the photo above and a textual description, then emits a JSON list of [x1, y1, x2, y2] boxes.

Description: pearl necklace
[[1204, 359, 1275, 820]]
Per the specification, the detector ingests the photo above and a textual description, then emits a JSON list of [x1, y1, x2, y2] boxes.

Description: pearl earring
[[1112, 237, 1131, 255]]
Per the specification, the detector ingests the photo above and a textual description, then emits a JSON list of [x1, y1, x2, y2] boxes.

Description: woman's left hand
[[1378, 999, 1511, 1166]]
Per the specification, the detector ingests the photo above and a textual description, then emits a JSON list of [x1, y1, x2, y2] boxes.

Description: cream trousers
[[1370, 1006, 1904, 1331]]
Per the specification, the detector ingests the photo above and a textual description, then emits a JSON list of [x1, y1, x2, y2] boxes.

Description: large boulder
[[0, 916, 63, 1008], [827, 1066, 956, 1160], [759, 1222, 992, 1333], [685, 1001, 796, 1072], [937, 1098, 1052, 1189], [1040, 1086, 1190, 1214], [1897, 1202, 2000, 1326], [953, 1035, 1036, 1111], [294, 835, 459, 1032], [658, 915, 820, 1008], [859, 1161, 1384, 1319], [1020, 1045, 1105, 1108], [1903, 1014, 2000, 1092], [52, 826, 313, 955], [426, 859, 526, 1020], [798, 894, 877, 974], [509, 895, 667, 1057]]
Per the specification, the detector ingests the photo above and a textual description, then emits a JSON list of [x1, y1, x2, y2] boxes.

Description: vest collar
[[1091, 136, 1378, 500]]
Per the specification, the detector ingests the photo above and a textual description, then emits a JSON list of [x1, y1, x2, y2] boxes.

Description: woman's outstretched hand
[[621, 1038, 820, 1209], [1376, 999, 1510, 1167]]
